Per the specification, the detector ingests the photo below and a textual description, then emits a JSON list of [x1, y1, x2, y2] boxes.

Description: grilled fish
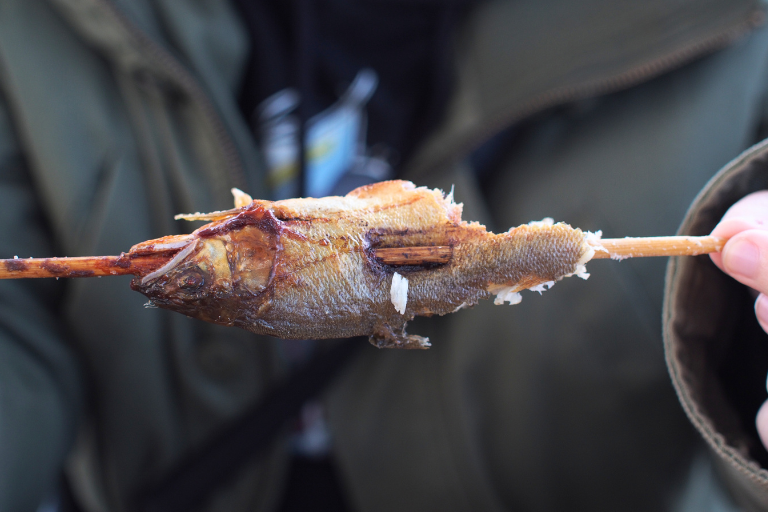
[[129, 181, 593, 349]]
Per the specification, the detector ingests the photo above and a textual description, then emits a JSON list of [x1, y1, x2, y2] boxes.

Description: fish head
[[130, 237, 235, 324], [130, 209, 281, 326]]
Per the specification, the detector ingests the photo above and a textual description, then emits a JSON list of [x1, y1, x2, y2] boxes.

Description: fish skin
[[130, 181, 590, 349]]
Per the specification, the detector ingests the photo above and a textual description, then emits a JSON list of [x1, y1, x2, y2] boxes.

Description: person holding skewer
[[4, 1, 768, 512]]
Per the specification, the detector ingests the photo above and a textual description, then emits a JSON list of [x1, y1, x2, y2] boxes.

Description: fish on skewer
[[135, 180, 594, 349], [0, 180, 725, 349]]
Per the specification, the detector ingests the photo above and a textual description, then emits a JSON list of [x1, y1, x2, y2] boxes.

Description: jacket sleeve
[[0, 87, 84, 510], [665, 138, 768, 508]]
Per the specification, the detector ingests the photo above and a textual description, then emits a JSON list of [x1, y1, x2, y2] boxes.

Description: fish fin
[[174, 200, 271, 222], [346, 180, 415, 199], [231, 188, 253, 208], [174, 209, 242, 222], [369, 323, 431, 350]]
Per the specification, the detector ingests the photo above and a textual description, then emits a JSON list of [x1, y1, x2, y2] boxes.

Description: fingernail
[[724, 239, 760, 278]]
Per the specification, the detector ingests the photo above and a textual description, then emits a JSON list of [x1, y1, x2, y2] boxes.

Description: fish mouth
[[123, 234, 197, 283], [138, 240, 200, 286]]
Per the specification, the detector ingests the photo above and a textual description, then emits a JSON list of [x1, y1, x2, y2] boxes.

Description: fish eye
[[177, 269, 205, 292]]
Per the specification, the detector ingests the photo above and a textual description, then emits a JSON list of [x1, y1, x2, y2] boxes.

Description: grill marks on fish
[[131, 181, 591, 349]]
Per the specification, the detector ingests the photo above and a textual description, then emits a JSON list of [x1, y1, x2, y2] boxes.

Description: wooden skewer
[[0, 247, 454, 279], [373, 246, 453, 265], [0, 254, 174, 280], [0, 236, 726, 280], [372, 235, 726, 265], [589, 235, 725, 259]]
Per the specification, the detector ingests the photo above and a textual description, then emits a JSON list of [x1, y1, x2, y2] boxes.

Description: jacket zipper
[[413, 7, 766, 178], [94, 0, 249, 192]]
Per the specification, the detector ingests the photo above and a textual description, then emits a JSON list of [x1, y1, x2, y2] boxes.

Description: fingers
[[757, 400, 768, 450], [712, 192, 768, 451], [710, 190, 768, 270], [713, 205, 768, 331], [718, 232, 768, 330], [716, 230, 768, 291], [756, 294, 768, 334], [710, 190, 768, 288]]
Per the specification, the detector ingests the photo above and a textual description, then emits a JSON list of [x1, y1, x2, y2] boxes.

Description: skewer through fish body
[[0, 181, 725, 349]]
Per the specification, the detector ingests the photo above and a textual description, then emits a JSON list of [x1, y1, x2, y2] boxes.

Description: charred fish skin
[[130, 181, 591, 349]]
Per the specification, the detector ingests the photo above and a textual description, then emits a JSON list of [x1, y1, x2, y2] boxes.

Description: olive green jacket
[[1, 0, 768, 511]]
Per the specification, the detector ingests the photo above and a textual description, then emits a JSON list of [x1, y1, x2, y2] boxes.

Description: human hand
[[710, 190, 768, 449]]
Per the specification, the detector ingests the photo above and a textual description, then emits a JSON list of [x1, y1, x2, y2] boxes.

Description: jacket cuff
[[665, 138, 768, 507]]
